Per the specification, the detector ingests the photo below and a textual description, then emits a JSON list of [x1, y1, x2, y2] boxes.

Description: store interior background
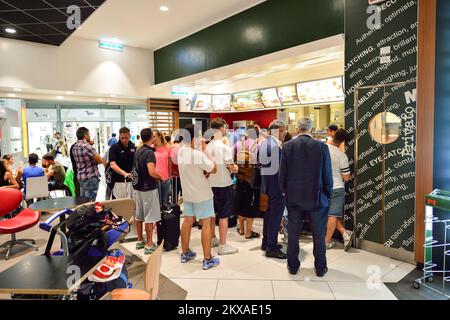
[[0, 0, 448, 272]]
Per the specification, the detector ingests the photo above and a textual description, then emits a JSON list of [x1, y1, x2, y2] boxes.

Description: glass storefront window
[[125, 108, 148, 144]]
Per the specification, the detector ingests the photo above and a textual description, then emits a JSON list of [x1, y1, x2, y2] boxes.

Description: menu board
[[212, 94, 231, 111], [231, 91, 264, 111], [277, 85, 300, 106], [192, 94, 212, 111], [261, 88, 282, 108], [297, 77, 344, 104]]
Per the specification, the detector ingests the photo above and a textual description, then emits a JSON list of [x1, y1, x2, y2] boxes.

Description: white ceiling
[[73, 0, 266, 50]]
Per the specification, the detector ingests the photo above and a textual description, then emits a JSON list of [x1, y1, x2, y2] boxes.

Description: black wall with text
[[344, 0, 418, 252]]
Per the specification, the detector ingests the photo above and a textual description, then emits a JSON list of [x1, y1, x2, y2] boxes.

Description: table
[[29, 197, 91, 213], [0, 255, 104, 296]]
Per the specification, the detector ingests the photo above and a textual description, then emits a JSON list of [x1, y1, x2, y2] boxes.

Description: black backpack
[[65, 204, 109, 256]]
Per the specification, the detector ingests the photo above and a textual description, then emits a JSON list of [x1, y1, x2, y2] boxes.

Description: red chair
[[0, 188, 41, 260]]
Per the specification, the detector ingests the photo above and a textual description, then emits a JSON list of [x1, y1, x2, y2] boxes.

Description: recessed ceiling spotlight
[[5, 28, 16, 34], [66, 91, 74, 95], [97, 98, 103, 102], [110, 94, 117, 98], [8, 93, 16, 97], [13, 88, 22, 91], [56, 96, 64, 100], [160, 6, 169, 12]]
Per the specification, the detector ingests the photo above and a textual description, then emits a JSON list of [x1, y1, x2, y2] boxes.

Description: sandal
[[237, 228, 245, 236], [245, 231, 260, 239]]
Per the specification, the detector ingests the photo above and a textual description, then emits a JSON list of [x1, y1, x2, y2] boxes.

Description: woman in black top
[[0, 160, 19, 189]]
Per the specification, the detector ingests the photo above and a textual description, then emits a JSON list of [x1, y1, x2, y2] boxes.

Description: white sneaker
[[211, 237, 220, 248], [343, 230, 353, 252], [218, 244, 239, 255], [326, 241, 336, 250]]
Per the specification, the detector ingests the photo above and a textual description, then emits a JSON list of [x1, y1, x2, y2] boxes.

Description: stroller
[[38, 203, 132, 299]]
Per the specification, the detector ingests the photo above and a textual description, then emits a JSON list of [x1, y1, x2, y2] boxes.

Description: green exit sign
[[99, 41, 123, 52]]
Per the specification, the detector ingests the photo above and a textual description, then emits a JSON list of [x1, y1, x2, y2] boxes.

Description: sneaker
[[144, 243, 158, 255], [326, 241, 336, 250], [343, 230, 353, 252], [180, 250, 197, 263], [202, 256, 220, 270], [135, 241, 145, 250], [218, 244, 239, 255], [211, 237, 220, 248]]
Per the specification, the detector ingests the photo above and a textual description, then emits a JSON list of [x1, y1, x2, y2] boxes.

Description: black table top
[[29, 197, 91, 212], [0, 255, 104, 295]]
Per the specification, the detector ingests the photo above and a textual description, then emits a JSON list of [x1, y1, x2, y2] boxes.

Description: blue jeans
[[158, 179, 171, 207], [287, 205, 328, 272], [79, 177, 100, 202]]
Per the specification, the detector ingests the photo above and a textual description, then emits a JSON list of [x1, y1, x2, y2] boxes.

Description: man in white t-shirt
[[178, 124, 220, 270], [206, 118, 239, 256], [326, 128, 353, 251]]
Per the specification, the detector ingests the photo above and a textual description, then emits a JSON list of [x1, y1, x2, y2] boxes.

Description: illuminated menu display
[[261, 88, 282, 108], [192, 94, 212, 111], [277, 85, 300, 106], [212, 94, 231, 111], [297, 77, 344, 104], [232, 91, 264, 111]]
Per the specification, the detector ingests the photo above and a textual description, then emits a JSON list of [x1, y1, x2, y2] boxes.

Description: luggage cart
[[413, 189, 450, 299]]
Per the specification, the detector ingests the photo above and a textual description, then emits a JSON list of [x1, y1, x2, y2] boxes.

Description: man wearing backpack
[[206, 118, 239, 255], [132, 128, 163, 255]]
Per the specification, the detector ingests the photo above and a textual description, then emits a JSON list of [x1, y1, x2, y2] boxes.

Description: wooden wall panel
[[415, 0, 437, 265]]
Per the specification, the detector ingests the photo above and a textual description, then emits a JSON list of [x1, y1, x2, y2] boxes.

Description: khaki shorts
[[133, 189, 161, 223]]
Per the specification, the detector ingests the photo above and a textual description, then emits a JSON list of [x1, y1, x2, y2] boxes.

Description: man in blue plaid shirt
[[71, 127, 105, 201]]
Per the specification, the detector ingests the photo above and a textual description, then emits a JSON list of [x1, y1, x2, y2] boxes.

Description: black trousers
[[262, 192, 285, 252], [286, 205, 328, 272]]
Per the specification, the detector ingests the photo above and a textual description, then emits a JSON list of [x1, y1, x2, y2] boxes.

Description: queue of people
[[3, 118, 351, 276]]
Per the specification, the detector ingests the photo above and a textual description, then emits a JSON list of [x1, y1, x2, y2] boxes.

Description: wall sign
[[345, 0, 418, 252]]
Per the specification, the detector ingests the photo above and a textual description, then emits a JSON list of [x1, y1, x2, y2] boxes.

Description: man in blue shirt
[[108, 133, 118, 147], [22, 153, 45, 194]]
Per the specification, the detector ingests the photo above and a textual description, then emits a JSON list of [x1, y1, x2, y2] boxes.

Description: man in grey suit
[[279, 118, 333, 277]]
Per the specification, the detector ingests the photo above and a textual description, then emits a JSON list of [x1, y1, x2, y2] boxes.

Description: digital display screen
[[277, 85, 300, 106], [212, 94, 231, 111], [192, 94, 212, 111], [231, 91, 264, 111], [261, 88, 282, 108], [297, 77, 345, 104]]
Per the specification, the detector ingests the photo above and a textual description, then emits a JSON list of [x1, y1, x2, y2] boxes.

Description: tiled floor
[[120, 219, 417, 300]]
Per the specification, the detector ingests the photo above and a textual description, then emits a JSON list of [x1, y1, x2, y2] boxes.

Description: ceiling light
[[56, 96, 64, 100], [110, 94, 117, 98], [66, 91, 74, 95], [8, 93, 16, 97], [253, 73, 266, 78], [271, 64, 288, 70], [5, 28, 16, 34], [13, 88, 22, 92], [97, 98, 103, 102], [160, 6, 169, 12]]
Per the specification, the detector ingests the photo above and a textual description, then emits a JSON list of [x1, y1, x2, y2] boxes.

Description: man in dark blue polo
[[260, 120, 287, 259], [279, 118, 333, 277]]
